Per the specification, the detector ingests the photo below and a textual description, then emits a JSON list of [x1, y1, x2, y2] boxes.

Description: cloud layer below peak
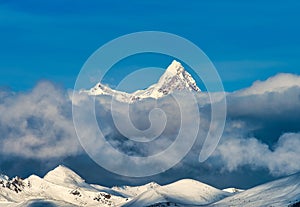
[[0, 73, 299, 185]]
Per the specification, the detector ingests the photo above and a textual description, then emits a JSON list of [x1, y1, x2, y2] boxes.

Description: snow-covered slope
[[0, 166, 127, 207], [222, 187, 244, 194], [84, 60, 201, 102], [43, 165, 89, 189], [112, 182, 160, 197], [123, 179, 230, 207], [1, 166, 300, 207], [213, 172, 300, 207]]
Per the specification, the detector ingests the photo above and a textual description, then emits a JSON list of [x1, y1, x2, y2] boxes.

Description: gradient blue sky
[[1, 1, 300, 189], [1, 0, 300, 92]]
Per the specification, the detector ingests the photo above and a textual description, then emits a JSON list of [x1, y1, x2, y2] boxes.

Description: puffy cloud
[[208, 73, 300, 176], [236, 73, 300, 96], [70, 73, 300, 178], [0, 73, 300, 186], [212, 133, 300, 176], [0, 81, 82, 159], [226, 82, 300, 145]]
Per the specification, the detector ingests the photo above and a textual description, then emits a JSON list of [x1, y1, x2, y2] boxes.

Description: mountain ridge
[[0, 166, 299, 207], [84, 60, 201, 102]]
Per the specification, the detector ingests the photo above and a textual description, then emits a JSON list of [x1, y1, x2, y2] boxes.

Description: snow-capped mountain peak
[[0, 174, 9, 181], [164, 60, 185, 75], [83, 60, 201, 102], [43, 165, 86, 188], [153, 60, 200, 95]]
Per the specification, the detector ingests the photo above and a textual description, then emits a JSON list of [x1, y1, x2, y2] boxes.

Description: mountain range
[[83, 60, 201, 102], [0, 165, 299, 207]]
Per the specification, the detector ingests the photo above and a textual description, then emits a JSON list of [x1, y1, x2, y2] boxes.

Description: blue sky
[[0, 0, 300, 92], [0, 1, 300, 189]]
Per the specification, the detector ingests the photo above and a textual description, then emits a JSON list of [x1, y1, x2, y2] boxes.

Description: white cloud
[[0, 81, 82, 159], [236, 73, 300, 96], [0, 73, 300, 178], [213, 132, 300, 176]]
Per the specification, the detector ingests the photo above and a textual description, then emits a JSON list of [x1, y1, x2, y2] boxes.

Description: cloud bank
[[0, 73, 299, 185]]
